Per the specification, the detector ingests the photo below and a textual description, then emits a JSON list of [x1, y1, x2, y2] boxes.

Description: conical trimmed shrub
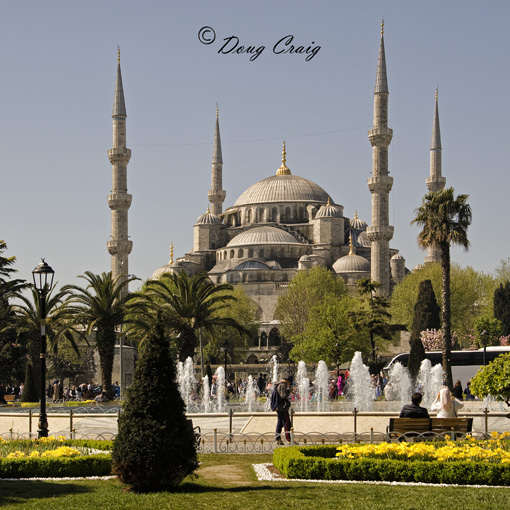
[[21, 362, 39, 403], [112, 322, 198, 492]]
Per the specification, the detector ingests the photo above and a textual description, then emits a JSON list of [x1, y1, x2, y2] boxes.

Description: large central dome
[[233, 173, 330, 206]]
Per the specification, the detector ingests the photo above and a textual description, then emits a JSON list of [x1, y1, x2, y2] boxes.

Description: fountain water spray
[[349, 351, 374, 411], [177, 357, 196, 411], [296, 360, 310, 411], [315, 360, 330, 412]]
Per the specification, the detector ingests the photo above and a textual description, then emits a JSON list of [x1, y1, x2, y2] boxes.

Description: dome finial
[[327, 196, 331, 206], [207, 204, 210, 213], [117, 45, 120, 64], [276, 141, 291, 175], [354, 210, 358, 219], [349, 233, 354, 255], [170, 242, 174, 264]]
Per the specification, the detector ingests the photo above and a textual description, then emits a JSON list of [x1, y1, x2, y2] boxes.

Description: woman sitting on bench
[[431, 385, 463, 418]]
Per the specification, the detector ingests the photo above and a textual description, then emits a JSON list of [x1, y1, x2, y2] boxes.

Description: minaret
[[208, 106, 226, 216], [425, 89, 446, 264], [367, 20, 394, 295], [107, 48, 132, 299]]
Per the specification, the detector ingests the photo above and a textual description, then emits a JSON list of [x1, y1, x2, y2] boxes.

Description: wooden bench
[[388, 417, 473, 440]]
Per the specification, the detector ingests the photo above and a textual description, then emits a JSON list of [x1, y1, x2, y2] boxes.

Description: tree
[[412, 187, 472, 390], [63, 272, 138, 399], [14, 286, 85, 397], [139, 271, 249, 362], [408, 279, 440, 381], [390, 263, 494, 339], [274, 266, 347, 340], [494, 281, 510, 336], [474, 316, 503, 348], [290, 294, 366, 364], [349, 279, 405, 362], [202, 286, 259, 364], [112, 315, 198, 492], [21, 362, 38, 403], [470, 353, 510, 406]]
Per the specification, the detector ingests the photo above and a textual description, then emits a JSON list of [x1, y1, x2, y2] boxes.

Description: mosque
[[107, 24, 445, 364]]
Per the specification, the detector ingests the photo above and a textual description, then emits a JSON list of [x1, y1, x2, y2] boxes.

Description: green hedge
[[273, 446, 510, 486], [0, 454, 112, 478]]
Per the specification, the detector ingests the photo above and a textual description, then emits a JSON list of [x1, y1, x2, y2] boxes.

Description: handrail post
[[484, 408, 489, 437], [353, 407, 357, 440], [370, 427, 374, 444], [69, 409, 73, 438], [213, 428, 218, 453], [229, 407, 233, 440], [29, 410, 32, 438]]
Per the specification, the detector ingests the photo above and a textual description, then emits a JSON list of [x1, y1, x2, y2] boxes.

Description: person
[[399, 392, 430, 418], [452, 380, 463, 400], [431, 385, 464, 418], [52, 380, 60, 402], [94, 391, 109, 403], [274, 375, 293, 445], [464, 380, 474, 401]]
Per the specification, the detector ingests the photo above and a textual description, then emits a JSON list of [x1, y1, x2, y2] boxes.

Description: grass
[[0, 453, 509, 509]]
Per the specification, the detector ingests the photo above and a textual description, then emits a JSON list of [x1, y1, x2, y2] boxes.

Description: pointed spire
[[112, 47, 127, 117], [374, 19, 388, 93], [170, 243, 174, 264], [206, 204, 210, 213], [276, 141, 291, 175], [212, 104, 223, 164], [348, 233, 354, 255], [431, 88, 441, 150]]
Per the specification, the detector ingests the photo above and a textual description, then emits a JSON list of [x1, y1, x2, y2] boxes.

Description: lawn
[[0, 454, 509, 510]]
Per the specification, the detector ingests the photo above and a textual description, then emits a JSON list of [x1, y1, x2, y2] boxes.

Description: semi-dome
[[356, 231, 371, 248], [316, 198, 342, 218], [234, 260, 271, 270], [195, 206, 220, 225], [333, 253, 370, 273], [227, 226, 302, 247]]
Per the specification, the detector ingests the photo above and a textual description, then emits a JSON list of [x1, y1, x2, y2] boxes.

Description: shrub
[[111, 321, 198, 492]]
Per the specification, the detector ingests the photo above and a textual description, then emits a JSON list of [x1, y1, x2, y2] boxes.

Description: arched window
[[230, 249, 235, 259], [268, 328, 281, 347], [259, 249, 264, 258], [247, 209, 252, 223], [238, 249, 244, 258], [223, 250, 227, 260], [272, 207, 278, 222], [270, 248, 275, 258], [248, 248, 253, 258], [285, 207, 291, 222], [258, 208, 264, 222]]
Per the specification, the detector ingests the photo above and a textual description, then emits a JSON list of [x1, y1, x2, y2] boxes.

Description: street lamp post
[[221, 341, 229, 378], [32, 259, 55, 439]]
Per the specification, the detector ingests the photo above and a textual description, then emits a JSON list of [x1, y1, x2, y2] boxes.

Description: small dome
[[350, 211, 368, 231], [195, 206, 220, 225], [333, 253, 370, 273], [227, 226, 302, 247], [413, 263, 425, 272], [391, 252, 405, 260], [316, 198, 342, 218]]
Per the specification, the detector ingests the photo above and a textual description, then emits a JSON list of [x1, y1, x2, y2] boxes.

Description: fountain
[[177, 357, 196, 411], [386, 361, 412, 408], [417, 359, 444, 409], [349, 351, 373, 411], [201, 375, 211, 413], [296, 360, 310, 411], [214, 366, 226, 412], [314, 360, 330, 412], [241, 374, 260, 412]]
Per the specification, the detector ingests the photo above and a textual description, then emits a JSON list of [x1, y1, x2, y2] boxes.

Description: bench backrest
[[430, 417, 473, 433], [4, 395, 15, 402], [388, 418, 431, 433]]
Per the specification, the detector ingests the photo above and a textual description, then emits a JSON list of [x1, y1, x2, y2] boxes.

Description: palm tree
[[63, 272, 138, 399], [14, 286, 86, 396], [412, 187, 472, 389], [139, 271, 249, 362]]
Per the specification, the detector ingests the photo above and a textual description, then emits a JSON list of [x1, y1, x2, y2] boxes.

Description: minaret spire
[[367, 21, 394, 295], [425, 88, 446, 264], [107, 48, 132, 299], [208, 105, 226, 216], [276, 141, 291, 175]]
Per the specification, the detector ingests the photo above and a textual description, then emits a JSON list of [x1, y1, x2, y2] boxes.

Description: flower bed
[[273, 433, 510, 486], [0, 437, 112, 478]]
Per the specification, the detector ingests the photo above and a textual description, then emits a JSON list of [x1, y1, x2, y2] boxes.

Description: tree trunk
[[441, 242, 453, 390], [178, 328, 196, 362], [96, 329, 115, 400]]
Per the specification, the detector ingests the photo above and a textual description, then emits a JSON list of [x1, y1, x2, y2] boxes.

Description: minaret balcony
[[368, 127, 393, 147], [367, 175, 393, 194], [108, 193, 132, 210], [366, 225, 394, 242], [426, 176, 446, 192], [107, 239, 133, 255], [108, 148, 131, 164]]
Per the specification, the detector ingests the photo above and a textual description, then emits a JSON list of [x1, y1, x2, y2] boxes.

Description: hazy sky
[[1, 1, 509, 290]]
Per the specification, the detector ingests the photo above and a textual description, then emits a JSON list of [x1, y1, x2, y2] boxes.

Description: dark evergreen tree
[[205, 364, 213, 387], [21, 362, 39, 403], [408, 279, 441, 381], [494, 281, 510, 336], [112, 317, 198, 492]]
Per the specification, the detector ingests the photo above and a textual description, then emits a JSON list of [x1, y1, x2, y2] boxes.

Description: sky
[[1, 0, 509, 291]]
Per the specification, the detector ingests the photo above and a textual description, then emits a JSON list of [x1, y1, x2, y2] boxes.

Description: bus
[[383, 346, 510, 384]]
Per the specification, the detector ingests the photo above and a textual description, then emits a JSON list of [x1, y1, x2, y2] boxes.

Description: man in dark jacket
[[275, 375, 293, 445], [399, 392, 430, 418]]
